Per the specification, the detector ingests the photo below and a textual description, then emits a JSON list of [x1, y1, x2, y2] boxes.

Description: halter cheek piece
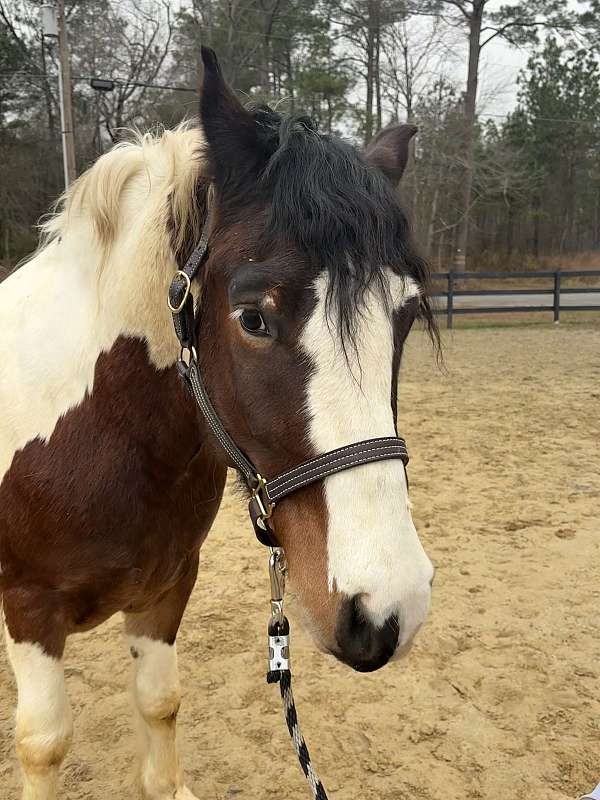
[[168, 211, 410, 548]]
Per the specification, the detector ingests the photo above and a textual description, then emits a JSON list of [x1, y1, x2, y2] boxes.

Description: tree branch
[[480, 19, 552, 49]]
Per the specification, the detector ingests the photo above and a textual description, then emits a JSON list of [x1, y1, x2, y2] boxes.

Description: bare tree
[[380, 14, 458, 122], [74, 0, 175, 141], [330, 1, 408, 144], [409, 0, 577, 267]]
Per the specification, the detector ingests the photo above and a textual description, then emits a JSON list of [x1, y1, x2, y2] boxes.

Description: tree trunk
[[592, 187, 600, 250], [532, 193, 541, 258], [506, 200, 514, 256], [403, 40, 413, 121], [286, 45, 295, 113], [426, 183, 440, 257], [375, 4, 382, 132], [262, 33, 271, 96], [455, 0, 484, 270], [364, 20, 375, 144]]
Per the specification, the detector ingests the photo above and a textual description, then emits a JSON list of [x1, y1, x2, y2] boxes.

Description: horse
[[0, 47, 438, 800]]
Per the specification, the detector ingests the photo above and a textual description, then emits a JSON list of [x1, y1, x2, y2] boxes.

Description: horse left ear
[[364, 123, 418, 186], [199, 46, 262, 188]]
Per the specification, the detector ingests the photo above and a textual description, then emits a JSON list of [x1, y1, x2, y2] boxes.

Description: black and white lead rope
[[266, 549, 329, 800], [278, 671, 329, 800]]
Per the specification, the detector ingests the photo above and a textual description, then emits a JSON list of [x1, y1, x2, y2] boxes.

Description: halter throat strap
[[168, 213, 410, 547]]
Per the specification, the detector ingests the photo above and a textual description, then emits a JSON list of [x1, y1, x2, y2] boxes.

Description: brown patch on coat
[[0, 337, 227, 657]]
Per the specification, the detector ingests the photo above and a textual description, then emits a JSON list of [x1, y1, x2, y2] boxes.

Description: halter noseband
[[168, 211, 410, 547]]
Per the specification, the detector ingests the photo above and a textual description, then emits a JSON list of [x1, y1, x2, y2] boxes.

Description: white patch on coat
[[0, 126, 207, 485], [4, 628, 72, 796], [128, 635, 194, 799], [300, 271, 433, 647]]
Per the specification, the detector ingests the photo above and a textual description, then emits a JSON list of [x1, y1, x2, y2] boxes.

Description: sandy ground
[[1, 325, 599, 800]]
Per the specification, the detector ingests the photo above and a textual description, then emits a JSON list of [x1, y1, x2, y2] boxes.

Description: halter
[[168, 209, 411, 800], [168, 210, 410, 548]]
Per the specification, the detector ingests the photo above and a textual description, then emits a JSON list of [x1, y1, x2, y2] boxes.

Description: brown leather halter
[[168, 212, 409, 547]]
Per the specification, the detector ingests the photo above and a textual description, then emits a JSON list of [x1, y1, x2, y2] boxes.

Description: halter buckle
[[178, 345, 197, 367], [168, 270, 192, 313], [252, 473, 274, 526]]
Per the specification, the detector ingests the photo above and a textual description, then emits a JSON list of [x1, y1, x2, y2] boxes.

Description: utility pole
[[41, 3, 76, 189], [57, 0, 76, 187]]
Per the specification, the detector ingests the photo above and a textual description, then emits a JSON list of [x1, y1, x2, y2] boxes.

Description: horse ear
[[199, 47, 260, 187], [364, 123, 418, 186]]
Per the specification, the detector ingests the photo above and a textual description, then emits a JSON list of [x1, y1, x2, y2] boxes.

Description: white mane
[[40, 120, 206, 266]]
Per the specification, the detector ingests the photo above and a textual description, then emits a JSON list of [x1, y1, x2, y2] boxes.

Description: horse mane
[[247, 107, 439, 352], [38, 120, 205, 265]]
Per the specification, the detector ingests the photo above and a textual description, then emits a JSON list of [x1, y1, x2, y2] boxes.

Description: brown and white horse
[[0, 48, 437, 800]]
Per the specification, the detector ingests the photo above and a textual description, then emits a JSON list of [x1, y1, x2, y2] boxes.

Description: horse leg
[[124, 556, 200, 800], [3, 592, 72, 800]]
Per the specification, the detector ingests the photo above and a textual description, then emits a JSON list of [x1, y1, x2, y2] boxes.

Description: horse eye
[[239, 308, 269, 336]]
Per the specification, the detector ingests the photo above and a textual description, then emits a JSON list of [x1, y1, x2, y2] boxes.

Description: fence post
[[553, 270, 561, 323], [447, 271, 454, 329]]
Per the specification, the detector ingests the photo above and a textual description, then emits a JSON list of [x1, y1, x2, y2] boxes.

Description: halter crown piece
[[168, 206, 411, 800]]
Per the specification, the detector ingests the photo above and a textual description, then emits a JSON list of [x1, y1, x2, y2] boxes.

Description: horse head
[[190, 47, 437, 672]]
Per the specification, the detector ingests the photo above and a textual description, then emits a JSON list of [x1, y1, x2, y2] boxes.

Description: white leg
[[5, 629, 73, 800], [128, 635, 197, 800]]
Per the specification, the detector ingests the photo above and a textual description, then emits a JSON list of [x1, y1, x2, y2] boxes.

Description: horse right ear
[[199, 47, 262, 191], [364, 123, 418, 186]]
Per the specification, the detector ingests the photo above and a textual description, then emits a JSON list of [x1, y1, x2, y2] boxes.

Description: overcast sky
[[460, 0, 585, 119]]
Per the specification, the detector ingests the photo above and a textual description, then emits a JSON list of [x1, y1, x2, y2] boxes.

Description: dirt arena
[[1, 324, 599, 800]]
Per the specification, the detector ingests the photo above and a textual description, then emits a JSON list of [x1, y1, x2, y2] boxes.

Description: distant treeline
[[1, 0, 599, 270]]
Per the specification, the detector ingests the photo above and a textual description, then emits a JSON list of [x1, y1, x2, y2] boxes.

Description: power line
[[4, 72, 598, 128], [0, 71, 196, 93]]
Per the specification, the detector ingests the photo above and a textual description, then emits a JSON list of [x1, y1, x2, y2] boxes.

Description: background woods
[[1, 0, 599, 271]]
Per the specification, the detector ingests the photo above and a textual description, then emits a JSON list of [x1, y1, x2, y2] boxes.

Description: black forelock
[[245, 105, 439, 351]]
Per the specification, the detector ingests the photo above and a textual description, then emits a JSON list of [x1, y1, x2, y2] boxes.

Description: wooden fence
[[431, 270, 600, 328]]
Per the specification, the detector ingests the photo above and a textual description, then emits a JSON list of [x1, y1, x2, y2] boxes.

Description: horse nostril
[[335, 595, 399, 673]]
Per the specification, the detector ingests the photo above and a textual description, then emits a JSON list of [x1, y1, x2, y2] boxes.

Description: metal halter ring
[[168, 270, 192, 313]]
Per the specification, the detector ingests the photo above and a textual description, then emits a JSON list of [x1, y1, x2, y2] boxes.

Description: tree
[[515, 39, 600, 254], [330, 0, 410, 144], [410, 0, 576, 267], [2, 0, 599, 271], [380, 15, 456, 123], [294, 31, 352, 133], [71, 0, 175, 143]]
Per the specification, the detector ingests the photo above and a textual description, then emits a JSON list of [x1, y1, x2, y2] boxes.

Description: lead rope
[[267, 549, 329, 800]]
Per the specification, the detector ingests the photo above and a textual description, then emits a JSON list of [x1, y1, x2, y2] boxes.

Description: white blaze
[[300, 272, 433, 646]]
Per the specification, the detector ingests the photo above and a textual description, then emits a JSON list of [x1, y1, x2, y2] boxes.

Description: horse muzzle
[[334, 595, 401, 672]]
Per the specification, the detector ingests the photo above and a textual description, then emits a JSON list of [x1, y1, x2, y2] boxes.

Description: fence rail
[[431, 269, 600, 328]]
